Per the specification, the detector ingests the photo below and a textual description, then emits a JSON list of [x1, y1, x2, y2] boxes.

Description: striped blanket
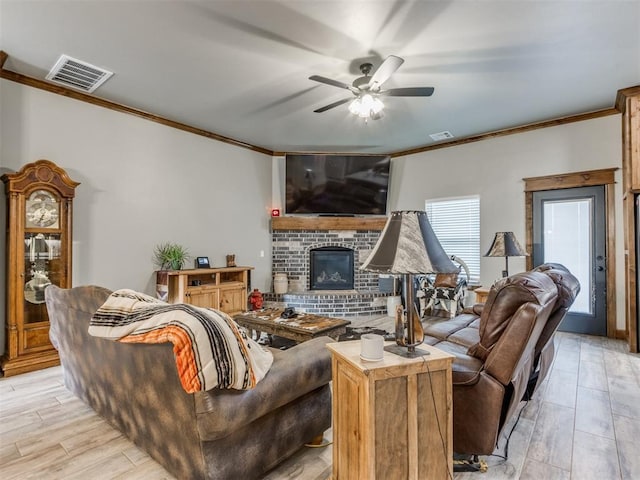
[[88, 289, 273, 393]]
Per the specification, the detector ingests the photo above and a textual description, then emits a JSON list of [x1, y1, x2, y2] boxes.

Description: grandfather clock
[[1, 159, 79, 376]]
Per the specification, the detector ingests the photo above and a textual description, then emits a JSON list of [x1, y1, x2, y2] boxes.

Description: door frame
[[523, 168, 619, 338]]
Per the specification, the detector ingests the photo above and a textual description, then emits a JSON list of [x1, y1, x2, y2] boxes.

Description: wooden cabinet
[[327, 341, 454, 480], [2, 160, 79, 376], [161, 267, 253, 316]]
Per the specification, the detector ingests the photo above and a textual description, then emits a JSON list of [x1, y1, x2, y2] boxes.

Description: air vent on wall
[[46, 54, 113, 93]]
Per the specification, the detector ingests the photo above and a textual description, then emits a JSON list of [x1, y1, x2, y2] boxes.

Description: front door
[[532, 186, 607, 335]]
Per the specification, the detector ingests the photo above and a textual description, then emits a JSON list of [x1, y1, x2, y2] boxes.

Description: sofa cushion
[[423, 314, 477, 341], [447, 326, 480, 349]]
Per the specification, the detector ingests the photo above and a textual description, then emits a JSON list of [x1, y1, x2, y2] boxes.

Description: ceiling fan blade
[[309, 75, 359, 93], [381, 87, 435, 97], [313, 97, 352, 113], [368, 55, 404, 91]]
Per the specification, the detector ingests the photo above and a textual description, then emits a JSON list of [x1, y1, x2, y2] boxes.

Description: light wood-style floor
[[1, 314, 639, 479]]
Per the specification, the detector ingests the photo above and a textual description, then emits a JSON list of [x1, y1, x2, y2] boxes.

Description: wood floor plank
[[0, 442, 21, 465], [613, 414, 640, 480], [30, 436, 135, 479], [12, 410, 103, 455], [0, 410, 42, 435], [65, 452, 138, 480], [121, 443, 154, 466], [526, 402, 575, 471], [604, 350, 637, 382], [575, 386, 615, 439], [59, 420, 126, 455], [111, 459, 174, 479], [578, 359, 609, 392], [552, 346, 580, 374], [571, 430, 621, 480], [519, 458, 570, 480], [0, 444, 70, 480], [478, 416, 536, 479], [608, 378, 640, 420], [2, 322, 639, 479], [543, 368, 578, 408]]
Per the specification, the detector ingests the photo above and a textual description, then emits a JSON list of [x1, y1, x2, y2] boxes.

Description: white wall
[[0, 79, 274, 355], [390, 114, 625, 329], [0, 78, 627, 360]]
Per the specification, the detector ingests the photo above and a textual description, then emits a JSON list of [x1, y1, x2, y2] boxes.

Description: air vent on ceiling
[[46, 54, 113, 93], [429, 131, 455, 141]]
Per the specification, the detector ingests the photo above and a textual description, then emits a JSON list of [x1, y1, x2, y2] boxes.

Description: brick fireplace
[[265, 217, 392, 316]]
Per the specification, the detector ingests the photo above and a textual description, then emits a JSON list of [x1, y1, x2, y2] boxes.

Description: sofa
[[45, 285, 333, 480], [420, 264, 579, 455]]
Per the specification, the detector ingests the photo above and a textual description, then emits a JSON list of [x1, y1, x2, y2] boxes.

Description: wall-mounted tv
[[285, 154, 390, 215]]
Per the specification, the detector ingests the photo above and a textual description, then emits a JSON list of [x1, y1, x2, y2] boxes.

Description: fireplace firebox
[[310, 246, 354, 290]]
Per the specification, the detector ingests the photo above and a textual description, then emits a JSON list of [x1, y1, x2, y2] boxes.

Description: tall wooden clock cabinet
[[1, 159, 79, 377]]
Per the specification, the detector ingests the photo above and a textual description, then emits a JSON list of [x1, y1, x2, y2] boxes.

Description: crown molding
[[0, 50, 628, 160], [389, 108, 619, 158]]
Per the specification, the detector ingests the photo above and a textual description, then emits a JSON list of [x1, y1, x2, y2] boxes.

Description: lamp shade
[[484, 232, 528, 258], [361, 211, 457, 274]]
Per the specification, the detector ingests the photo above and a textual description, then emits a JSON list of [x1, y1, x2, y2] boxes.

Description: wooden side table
[[473, 286, 491, 303], [327, 341, 454, 480]]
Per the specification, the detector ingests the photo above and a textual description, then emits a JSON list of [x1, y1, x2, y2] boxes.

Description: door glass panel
[[543, 199, 592, 314]]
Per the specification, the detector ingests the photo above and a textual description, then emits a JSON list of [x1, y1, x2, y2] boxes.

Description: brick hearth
[[266, 226, 392, 316]]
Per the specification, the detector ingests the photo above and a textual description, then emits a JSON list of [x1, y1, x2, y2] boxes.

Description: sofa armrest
[[194, 336, 332, 440], [462, 303, 484, 316]]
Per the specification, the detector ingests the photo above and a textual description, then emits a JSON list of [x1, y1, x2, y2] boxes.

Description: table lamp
[[361, 211, 457, 357], [484, 231, 528, 277]]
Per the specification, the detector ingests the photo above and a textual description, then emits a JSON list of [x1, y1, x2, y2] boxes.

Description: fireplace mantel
[[271, 216, 387, 231]]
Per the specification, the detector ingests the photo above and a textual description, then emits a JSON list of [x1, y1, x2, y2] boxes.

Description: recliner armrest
[[194, 336, 332, 440]]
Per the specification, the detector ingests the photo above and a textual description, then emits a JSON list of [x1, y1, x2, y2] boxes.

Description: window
[[425, 195, 480, 284]]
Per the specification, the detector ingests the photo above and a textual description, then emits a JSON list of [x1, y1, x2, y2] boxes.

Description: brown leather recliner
[[524, 263, 580, 398], [422, 269, 562, 455]]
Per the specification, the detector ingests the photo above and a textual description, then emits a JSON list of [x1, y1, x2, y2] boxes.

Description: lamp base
[[384, 344, 430, 358]]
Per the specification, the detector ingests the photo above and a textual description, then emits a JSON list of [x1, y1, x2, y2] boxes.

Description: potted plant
[[153, 242, 190, 271]]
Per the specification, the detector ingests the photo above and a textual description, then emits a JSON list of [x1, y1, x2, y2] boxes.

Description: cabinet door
[[219, 287, 246, 314], [186, 288, 219, 309]]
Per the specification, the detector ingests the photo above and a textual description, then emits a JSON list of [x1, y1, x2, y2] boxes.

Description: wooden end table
[[327, 341, 454, 479], [233, 308, 350, 343], [473, 286, 490, 303]]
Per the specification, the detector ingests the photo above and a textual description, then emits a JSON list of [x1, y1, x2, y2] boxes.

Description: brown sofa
[[421, 264, 579, 455], [45, 285, 333, 480]]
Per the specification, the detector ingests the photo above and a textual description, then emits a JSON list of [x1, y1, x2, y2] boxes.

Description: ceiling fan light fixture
[[349, 94, 384, 119]]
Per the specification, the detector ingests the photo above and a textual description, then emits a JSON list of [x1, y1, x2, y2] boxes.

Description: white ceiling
[[1, 0, 639, 154]]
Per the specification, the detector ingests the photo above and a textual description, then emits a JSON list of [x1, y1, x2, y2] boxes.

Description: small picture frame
[[195, 257, 210, 269]]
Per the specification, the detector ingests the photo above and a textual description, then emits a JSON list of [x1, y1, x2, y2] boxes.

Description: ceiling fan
[[309, 55, 434, 119]]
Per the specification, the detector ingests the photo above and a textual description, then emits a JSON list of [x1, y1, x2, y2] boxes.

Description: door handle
[[597, 266, 604, 272]]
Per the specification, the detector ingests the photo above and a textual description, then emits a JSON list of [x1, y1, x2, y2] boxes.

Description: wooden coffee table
[[233, 308, 350, 344]]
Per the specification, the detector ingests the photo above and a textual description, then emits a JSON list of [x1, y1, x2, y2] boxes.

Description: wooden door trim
[[524, 168, 618, 338]]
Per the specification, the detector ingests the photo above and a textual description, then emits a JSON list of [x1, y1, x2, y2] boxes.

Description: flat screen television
[[285, 154, 390, 215]]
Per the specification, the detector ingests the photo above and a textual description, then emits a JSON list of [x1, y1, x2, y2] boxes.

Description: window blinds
[[425, 196, 480, 284]]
